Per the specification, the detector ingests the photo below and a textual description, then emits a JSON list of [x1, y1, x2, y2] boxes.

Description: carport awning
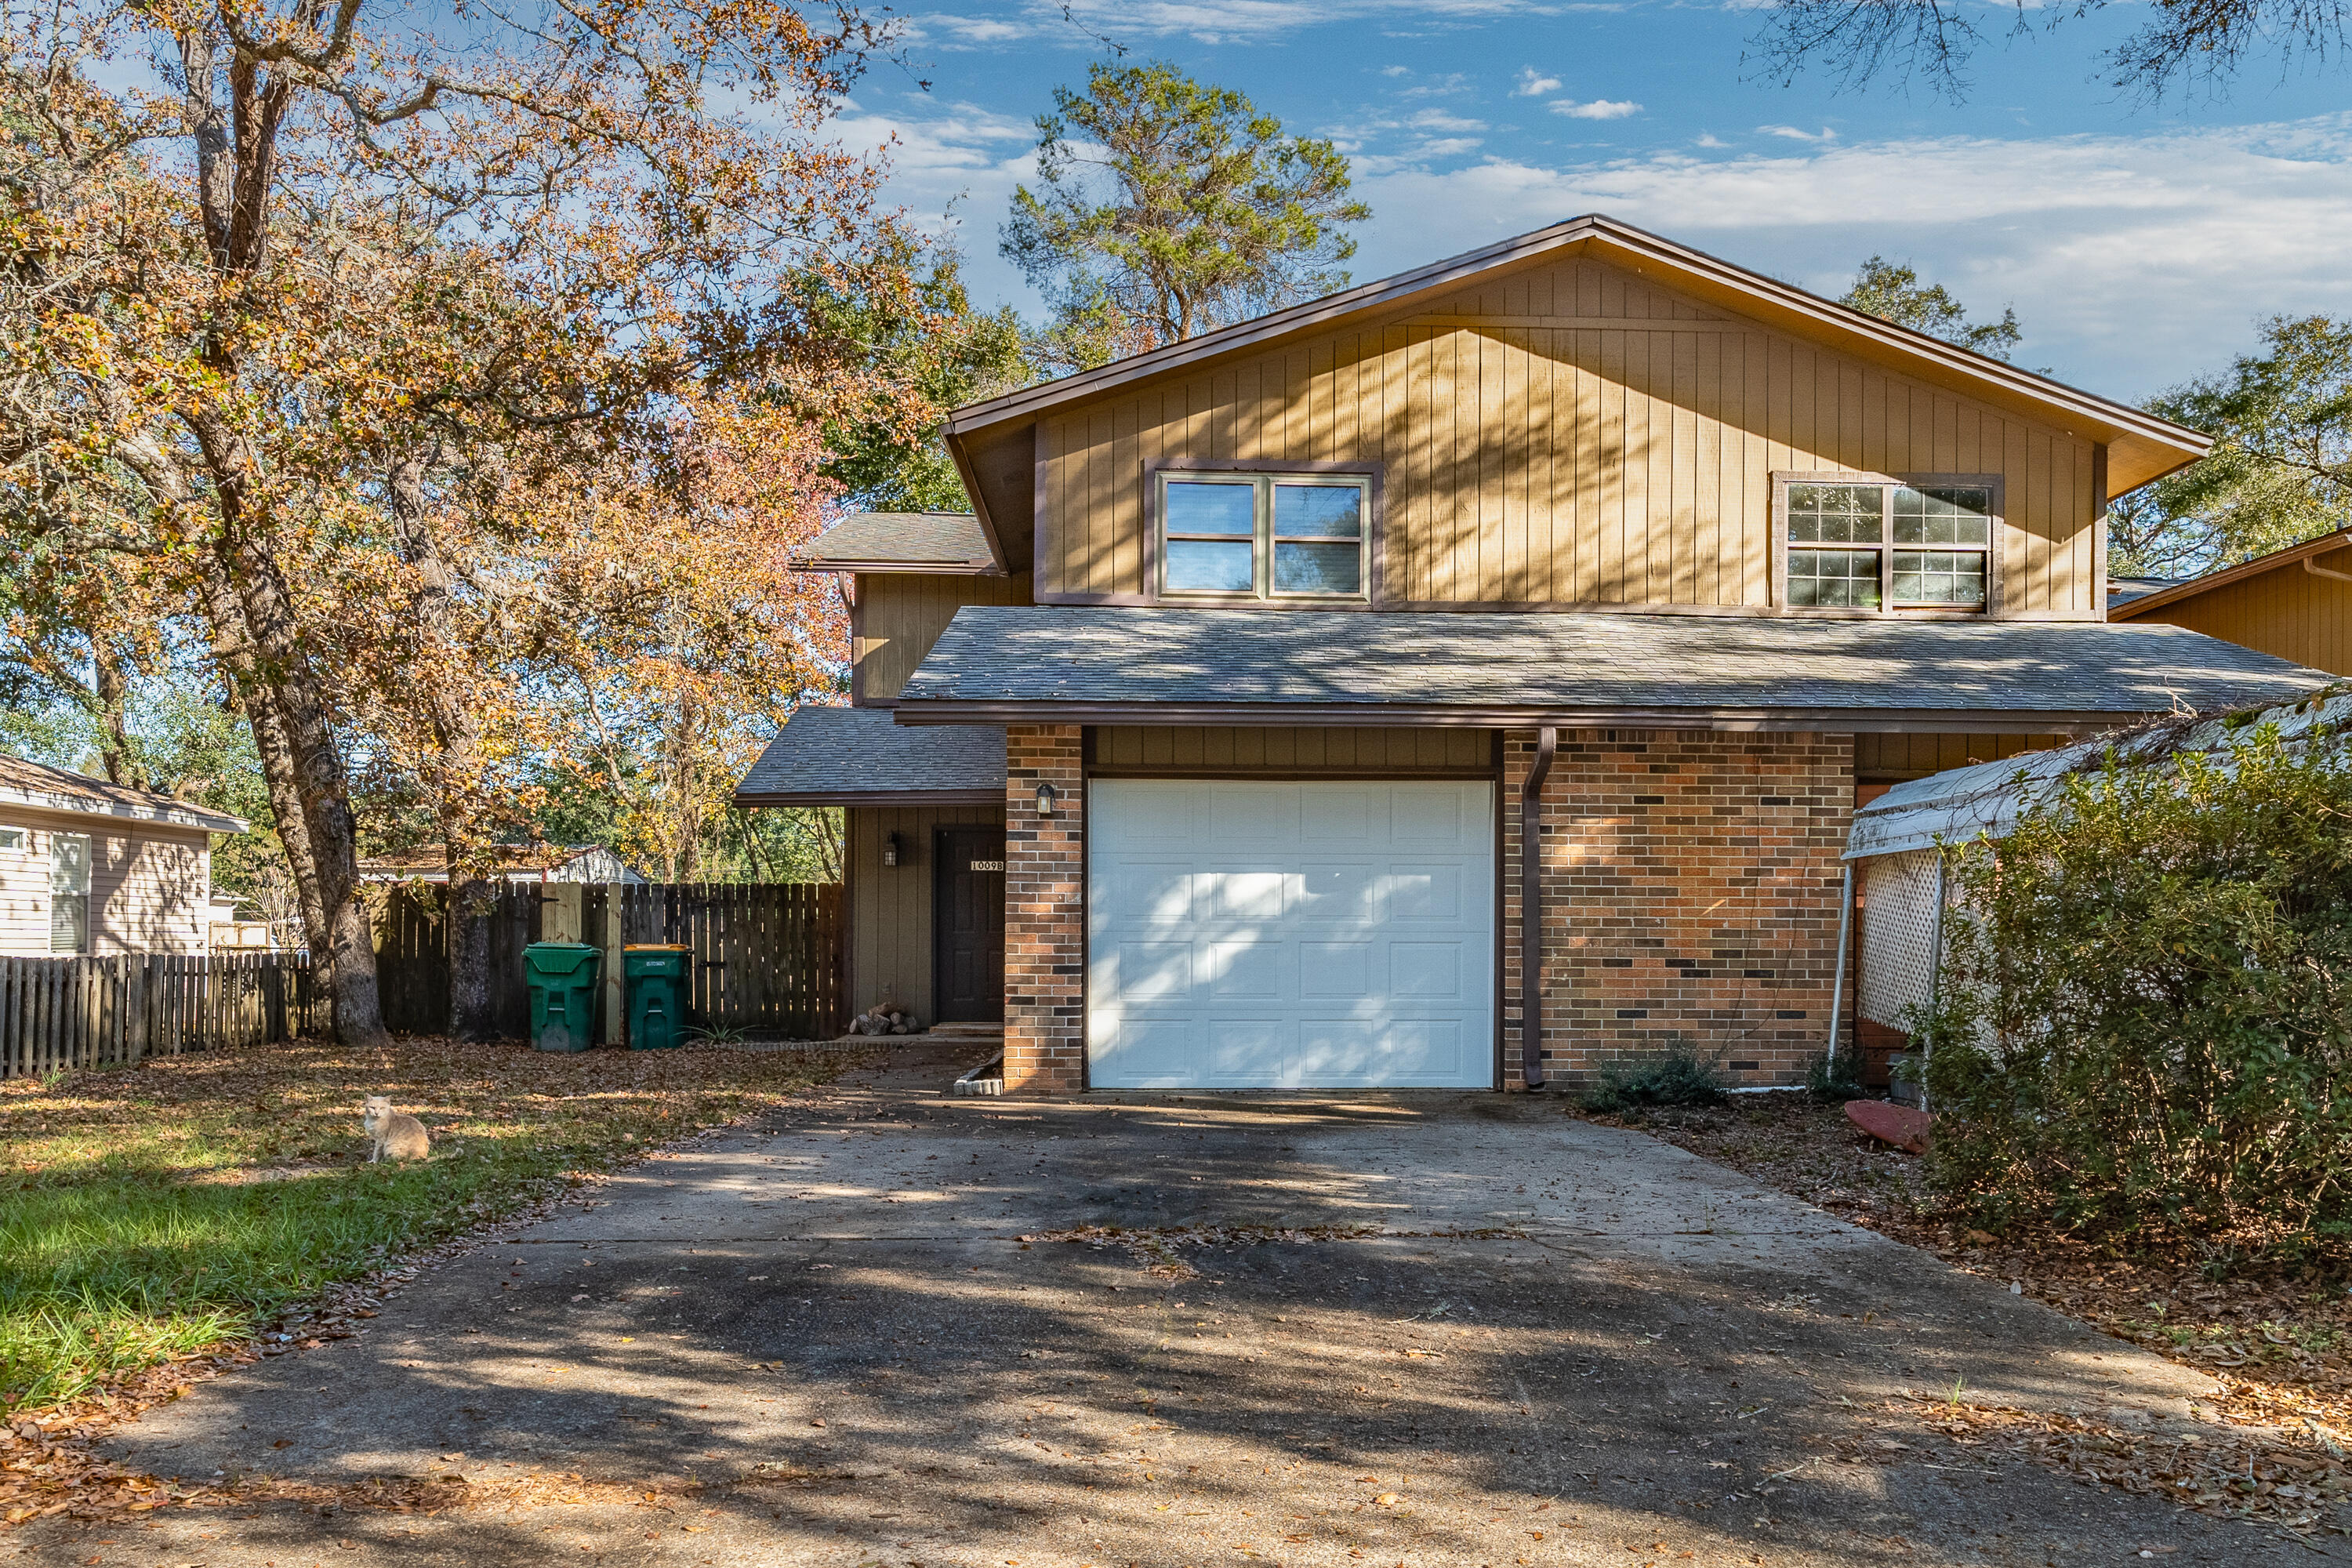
[[892, 608, 2335, 734], [733, 706, 1005, 808]]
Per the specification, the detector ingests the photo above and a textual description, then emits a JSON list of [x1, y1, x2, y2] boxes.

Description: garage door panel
[[1203, 938, 1285, 998], [1389, 942, 1464, 998], [1090, 779, 1493, 1090], [1299, 940, 1370, 998], [1104, 864, 1197, 924], [1111, 941, 1193, 1003], [1382, 864, 1464, 922], [1298, 863, 1377, 922]]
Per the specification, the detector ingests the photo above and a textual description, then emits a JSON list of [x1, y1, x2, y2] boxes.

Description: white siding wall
[[0, 804, 214, 957]]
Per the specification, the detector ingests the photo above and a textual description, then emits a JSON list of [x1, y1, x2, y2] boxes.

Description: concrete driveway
[[27, 1045, 2325, 1566]]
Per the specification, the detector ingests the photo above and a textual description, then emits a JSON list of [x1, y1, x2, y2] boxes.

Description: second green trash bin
[[524, 942, 603, 1054], [624, 944, 691, 1050]]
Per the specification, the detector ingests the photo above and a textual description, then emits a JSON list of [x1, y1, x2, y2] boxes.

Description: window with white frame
[[50, 831, 89, 953], [0, 827, 23, 850], [1782, 477, 1997, 613], [1158, 471, 1370, 601]]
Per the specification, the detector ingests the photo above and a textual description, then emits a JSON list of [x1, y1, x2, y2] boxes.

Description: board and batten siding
[[844, 803, 1004, 1024], [1038, 255, 2102, 619], [2122, 564, 2352, 678], [0, 805, 212, 957], [1091, 726, 1495, 775], [857, 572, 1034, 702]]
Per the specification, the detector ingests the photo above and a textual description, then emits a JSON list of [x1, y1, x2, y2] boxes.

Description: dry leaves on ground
[[1595, 1094, 2352, 1532]]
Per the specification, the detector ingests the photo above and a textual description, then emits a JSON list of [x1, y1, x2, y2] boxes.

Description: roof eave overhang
[[891, 700, 2148, 735], [940, 215, 2210, 495], [789, 558, 1003, 576], [0, 784, 246, 834], [733, 787, 1006, 808], [2111, 531, 2352, 620]]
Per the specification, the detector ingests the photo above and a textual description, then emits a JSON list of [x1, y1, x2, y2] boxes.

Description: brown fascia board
[[2110, 531, 2352, 620], [789, 557, 1001, 575], [732, 789, 1006, 808], [941, 215, 2211, 495], [890, 699, 2151, 736]]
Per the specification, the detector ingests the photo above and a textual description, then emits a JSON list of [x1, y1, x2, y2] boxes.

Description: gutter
[[1519, 727, 1558, 1090]]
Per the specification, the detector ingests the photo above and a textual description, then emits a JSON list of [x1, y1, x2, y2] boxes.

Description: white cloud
[[1408, 108, 1488, 132], [1552, 99, 1642, 121], [1381, 64, 1412, 77], [1343, 114, 2352, 396], [1694, 132, 1731, 150], [1758, 124, 1838, 142], [908, 13, 1033, 44], [1044, 0, 1570, 42], [1513, 67, 1563, 97]]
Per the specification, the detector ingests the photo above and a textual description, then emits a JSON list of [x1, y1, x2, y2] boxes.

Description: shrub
[[1580, 1044, 1730, 1113], [1919, 720, 2352, 1250], [1806, 1047, 1864, 1103]]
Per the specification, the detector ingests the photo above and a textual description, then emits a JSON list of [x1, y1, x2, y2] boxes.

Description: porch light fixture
[[1035, 781, 1059, 818], [882, 831, 901, 867]]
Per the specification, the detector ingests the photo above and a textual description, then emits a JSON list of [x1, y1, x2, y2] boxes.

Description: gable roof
[[942, 215, 2212, 575], [893, 607, 2328, 732], [796, 512, 997, 574], [2108, 530, 2352, 621], [0, 753, 248, 834]]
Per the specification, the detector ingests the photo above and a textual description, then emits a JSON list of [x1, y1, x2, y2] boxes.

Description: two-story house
[[737, 216, 2330, 1094]]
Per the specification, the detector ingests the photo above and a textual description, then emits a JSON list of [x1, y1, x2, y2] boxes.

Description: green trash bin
[[624, 944, 691, 1051], [524, 942, 603, 1054]]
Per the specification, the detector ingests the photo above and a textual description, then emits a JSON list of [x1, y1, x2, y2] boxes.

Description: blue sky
[[832, 0, 2352, 401]]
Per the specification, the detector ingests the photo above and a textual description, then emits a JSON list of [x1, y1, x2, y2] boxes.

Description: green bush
[[1919, 721, 2352, 1250], [1806, 1047, 1864, 1103], [1580, 1044, 1730, 1113]]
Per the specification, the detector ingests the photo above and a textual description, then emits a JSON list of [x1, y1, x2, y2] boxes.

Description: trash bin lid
[[622, 944, 691, 951], [524, 942, 601, 978]]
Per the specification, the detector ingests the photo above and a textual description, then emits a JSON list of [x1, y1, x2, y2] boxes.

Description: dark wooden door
[[933, 826, 1006, 1024]]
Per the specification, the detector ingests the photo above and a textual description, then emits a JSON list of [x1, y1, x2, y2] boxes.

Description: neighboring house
[[737, 214, 2331, 1094], [355, 844, 642, 885], [2109, 529, 2352, 676], [0, 753, 248, 957]]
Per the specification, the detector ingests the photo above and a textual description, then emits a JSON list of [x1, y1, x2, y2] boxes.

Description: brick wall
[[1004, 724, 1085, 1093], [1502, 729, 1853, 1089]]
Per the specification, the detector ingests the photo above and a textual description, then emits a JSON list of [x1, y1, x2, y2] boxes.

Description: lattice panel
[[1860, 849, 1944, 1028]]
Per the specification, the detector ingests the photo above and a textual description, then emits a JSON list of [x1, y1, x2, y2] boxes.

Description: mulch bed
[[1587, 1093, 2352, 1537]]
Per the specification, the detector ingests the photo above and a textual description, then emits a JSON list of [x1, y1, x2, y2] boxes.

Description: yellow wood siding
[[2124, 564, 2352, 677], [1851, 733, 2067, 782], [845, 803, 1002, 1022], [1040, 256, 2101, 618], [856, 573, 1034, 702], [1091, 726, 1494, 773]]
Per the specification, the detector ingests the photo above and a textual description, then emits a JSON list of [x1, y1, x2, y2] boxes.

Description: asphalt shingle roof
[[800, 512, 994, 569], [733, 706, 1005, 804], [0, 752, 248, 833], [895, 608, 2334, 724]]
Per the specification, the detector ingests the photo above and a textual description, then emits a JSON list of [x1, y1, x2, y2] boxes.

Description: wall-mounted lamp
[[1035, 781, 1059, 818], [881, 831, 902, 867]]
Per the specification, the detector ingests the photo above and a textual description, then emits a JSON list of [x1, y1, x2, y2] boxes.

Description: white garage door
[[1087, 779, 1495, 1089]]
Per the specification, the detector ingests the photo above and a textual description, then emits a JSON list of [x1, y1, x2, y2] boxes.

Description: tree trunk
[[92, 643, 143, 789], [213, 528, 389, 1050], [448, 873, 495, 1041], [195, 556, 333, 967]]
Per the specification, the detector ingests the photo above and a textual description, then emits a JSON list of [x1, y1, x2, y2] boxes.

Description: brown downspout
[[1519, 727, 1559, 1090]]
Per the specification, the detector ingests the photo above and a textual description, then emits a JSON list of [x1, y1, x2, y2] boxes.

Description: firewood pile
[[847, 1006, 919, 1036]]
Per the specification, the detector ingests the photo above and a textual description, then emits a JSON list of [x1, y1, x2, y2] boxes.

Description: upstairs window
[[1158, 471, 1370, 601], [1781, 476, 1998, 614]]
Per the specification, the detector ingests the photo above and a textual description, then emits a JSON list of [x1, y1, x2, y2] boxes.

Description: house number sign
[[969, 859, 1004, 873]]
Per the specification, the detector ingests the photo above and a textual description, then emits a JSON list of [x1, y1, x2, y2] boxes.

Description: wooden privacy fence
[[0, 952, 320, 1080], [372, 881, 844, 1043]]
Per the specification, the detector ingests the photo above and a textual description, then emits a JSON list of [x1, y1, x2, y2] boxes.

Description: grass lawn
[[0, 1036, 852, 1417]]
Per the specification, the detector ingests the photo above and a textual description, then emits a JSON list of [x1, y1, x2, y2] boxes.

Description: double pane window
[[1785, 480, 1993, 612], [1161, 473, 1368, 600]]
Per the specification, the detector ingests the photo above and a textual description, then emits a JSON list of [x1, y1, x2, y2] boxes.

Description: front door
[[933, 826, 1006, 1023]]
